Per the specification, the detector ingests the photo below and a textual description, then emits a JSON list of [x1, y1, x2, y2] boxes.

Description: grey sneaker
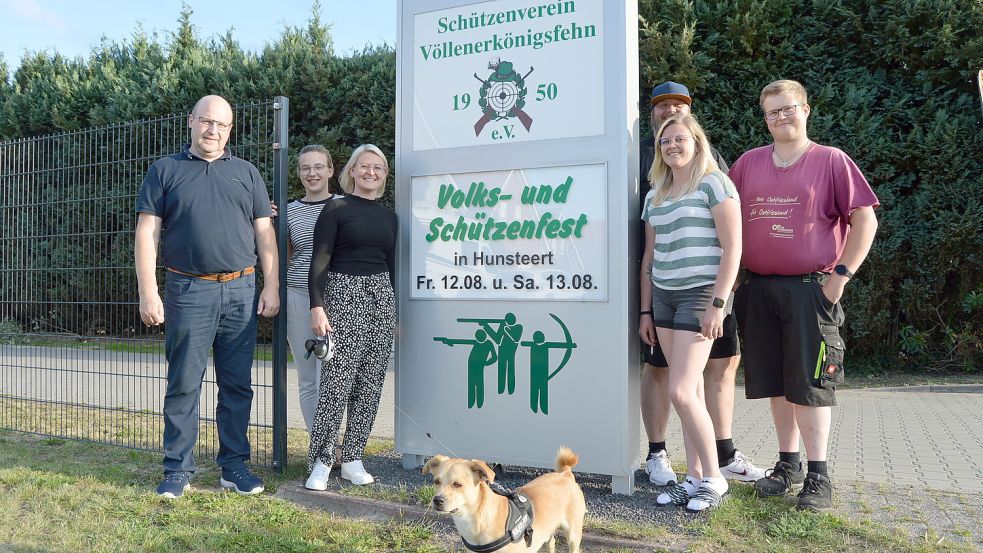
[[796, 472, 833, 512], [720, 450, 766, 482], [156, 472, 191, 499], [754, 460, 805, 497]]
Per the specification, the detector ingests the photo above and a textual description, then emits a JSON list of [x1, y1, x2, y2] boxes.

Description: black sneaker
[[156, 472, 191, 499], [796, 472, 833, 512], [754, 460, 805, 497], [219, 466, 264, 495]]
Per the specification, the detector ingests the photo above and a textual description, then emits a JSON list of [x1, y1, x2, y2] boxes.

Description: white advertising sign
[[410, 163, 607, 300], [412, 0, 604, 150], [397, 0, 639, 494]]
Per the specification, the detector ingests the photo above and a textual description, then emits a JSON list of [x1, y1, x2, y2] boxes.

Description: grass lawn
[[0, 431, 449, 553], [0, 422, 975, 553]]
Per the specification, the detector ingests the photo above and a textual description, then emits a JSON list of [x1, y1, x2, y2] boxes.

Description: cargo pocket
[[814, 324, 845, 389]]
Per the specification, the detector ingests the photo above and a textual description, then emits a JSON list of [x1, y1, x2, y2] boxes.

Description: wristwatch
[[834, 264, 854, 279], [711, 297, 726, 308]]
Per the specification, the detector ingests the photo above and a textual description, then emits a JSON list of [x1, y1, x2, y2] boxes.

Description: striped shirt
[[641, 171, 738, 290], [286, 195, 339, 290]]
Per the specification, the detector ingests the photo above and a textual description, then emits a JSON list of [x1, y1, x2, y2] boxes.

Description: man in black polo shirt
[[638, 82, 764, 485], [135, 95, 279, 498]]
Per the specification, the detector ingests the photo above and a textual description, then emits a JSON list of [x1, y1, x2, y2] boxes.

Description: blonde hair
[[759, 79, 808, 108], [647, 114, 719, 207], [338, 144, 389, 199]]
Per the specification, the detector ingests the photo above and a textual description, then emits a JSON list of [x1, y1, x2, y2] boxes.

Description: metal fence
[[0, 98, 289, 470]]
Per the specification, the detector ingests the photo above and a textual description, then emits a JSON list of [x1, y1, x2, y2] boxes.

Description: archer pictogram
[[434, 313, 576, 414], [473, 58, 534, 137]]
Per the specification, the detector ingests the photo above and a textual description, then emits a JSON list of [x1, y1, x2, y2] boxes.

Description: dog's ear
[[422, 455, 448, 475], [469, 460, 495, 484]]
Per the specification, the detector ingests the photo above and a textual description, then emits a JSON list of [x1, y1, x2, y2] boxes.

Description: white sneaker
[[305, 460, 330, 491], [720, 450, 766, 482], [645, 450, 677, 485], [340, 460, 375, 485]]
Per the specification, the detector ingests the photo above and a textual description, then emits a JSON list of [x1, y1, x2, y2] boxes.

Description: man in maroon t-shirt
[[730, 80, 878, 512]]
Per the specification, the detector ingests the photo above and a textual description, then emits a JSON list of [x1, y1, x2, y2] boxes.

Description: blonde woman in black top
[[304, 144, 396, 489]]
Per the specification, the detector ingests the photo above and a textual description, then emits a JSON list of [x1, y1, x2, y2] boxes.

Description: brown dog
[[423, 447, 586, 552]]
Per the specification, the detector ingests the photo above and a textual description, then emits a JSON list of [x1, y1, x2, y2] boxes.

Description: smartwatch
[[711, 297, 726, 309], [834, 264, 854, 279]]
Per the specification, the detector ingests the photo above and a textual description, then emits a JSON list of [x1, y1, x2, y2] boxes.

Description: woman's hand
[[311, 307, 334, 336], [639, 314, 658, 346], [701, 306, 725, 340]]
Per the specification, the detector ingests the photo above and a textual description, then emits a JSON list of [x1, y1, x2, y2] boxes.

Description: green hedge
[[0, 1, 980, 371], [638, 0, 983, 371]]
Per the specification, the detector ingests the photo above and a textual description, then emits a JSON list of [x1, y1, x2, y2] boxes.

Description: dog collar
[[461, 482, 534, 552]]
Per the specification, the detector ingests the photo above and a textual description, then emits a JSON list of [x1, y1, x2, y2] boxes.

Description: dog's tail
[[555, 446, 579, 474]]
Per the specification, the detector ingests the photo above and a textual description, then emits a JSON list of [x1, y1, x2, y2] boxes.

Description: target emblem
[[474, 58, 534, 137]]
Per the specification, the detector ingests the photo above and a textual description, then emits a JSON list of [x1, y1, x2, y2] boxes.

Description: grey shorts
[[651, 284, 733, 333]]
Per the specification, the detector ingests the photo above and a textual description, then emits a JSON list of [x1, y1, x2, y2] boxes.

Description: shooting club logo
[[433, 313, 576, 415], [474, 58, 534, 137]]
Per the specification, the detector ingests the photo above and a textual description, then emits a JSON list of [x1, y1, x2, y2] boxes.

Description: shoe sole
[[341, 475, 375, 485], [157, 484, 191, 499], [754, 480, 805, 498], [721, 470, 765, 482], [755, 486, 802, 498], [648, 473, 677, 486], [796, 503, 833, 513], [219, 478, 264, 495], [304, 481, 328, 491]]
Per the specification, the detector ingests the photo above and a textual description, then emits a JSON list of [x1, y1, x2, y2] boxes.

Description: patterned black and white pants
[[307, 272, 395, 471]]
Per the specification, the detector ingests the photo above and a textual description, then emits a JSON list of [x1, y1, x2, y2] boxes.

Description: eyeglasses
[[190, 114, 233, 132], [357, 164, 387, 174], [657, 135, 691, 147], [300, 164, 330, 173], [764, 104, 802, 121]]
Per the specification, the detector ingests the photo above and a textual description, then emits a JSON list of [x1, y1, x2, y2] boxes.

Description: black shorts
[[641, 313, 741, 367], [733, 272, 846, 407]]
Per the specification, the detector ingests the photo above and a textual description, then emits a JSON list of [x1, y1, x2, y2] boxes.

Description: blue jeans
[[162, 272, 258, 473]]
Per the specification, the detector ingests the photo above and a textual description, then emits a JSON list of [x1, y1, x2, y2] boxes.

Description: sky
[[0, 0, 398, 74]]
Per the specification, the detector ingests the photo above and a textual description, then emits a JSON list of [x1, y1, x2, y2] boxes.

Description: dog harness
[[461, 481, 534, 552]]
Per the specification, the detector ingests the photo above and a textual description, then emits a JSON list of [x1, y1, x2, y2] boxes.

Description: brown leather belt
[[166, 266, 255, 282]]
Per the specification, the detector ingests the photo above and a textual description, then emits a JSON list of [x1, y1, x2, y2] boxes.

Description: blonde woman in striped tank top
[[639, 114, 742, 511]]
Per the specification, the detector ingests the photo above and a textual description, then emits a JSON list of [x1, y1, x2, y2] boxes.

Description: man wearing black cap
[[638, 81, 764, 485]]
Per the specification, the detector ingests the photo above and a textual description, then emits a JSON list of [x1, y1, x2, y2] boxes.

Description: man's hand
[[139, 291, 165, 326], [257, 287, 280, 317], [821, 275, 847, 306], [270, 202, 278, 218], [134, 213, 164, 326]]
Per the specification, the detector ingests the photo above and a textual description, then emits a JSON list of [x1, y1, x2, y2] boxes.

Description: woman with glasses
[[638, 114, 741, 512], [284, 145, 339, 436], [304, 144, 396, 489]]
